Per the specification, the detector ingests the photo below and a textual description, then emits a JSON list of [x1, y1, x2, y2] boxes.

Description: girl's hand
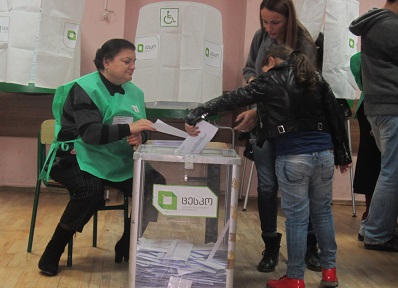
[[337, 164, 351, 174], [185, 123, 200, 136]]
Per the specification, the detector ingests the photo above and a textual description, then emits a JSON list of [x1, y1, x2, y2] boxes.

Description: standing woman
[[38, 39, 156, 276], [238, 0, 321, 273]]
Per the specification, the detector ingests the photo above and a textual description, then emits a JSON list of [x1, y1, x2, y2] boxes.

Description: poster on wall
[[0, 0, 86, 89]]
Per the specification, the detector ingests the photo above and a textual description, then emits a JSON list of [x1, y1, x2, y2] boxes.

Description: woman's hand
[[185, 123, 200, 136], [337, 164, 351, 174], [234, 109, 257, 132], [129, 119, 155, 135], [127, 133, 142, 146]]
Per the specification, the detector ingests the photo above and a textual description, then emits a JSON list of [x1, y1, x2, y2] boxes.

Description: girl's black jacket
[[185, 60, 352, 166]]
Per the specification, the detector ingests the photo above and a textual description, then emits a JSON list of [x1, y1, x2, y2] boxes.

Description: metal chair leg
[[93, 212, 98, 247], [67, 239, 73, 267], [27, 179, 42, 253], [239, 157, 248, 200], [242, 161, 255, 211], [346, 119, 356, 217]]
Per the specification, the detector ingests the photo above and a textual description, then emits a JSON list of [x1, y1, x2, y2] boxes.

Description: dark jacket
[[185, 60, 351, 166], [349, 8, 398, 116]]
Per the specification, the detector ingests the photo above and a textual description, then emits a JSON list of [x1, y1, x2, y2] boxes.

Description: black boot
[[257, 233, 282, 272], [115, 217, 130, 263], [38, 224, 75, 276], [305, 233, 322, 272]]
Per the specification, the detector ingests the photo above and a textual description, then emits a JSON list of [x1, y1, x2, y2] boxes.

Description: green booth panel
[[0, 82, 55, 94]]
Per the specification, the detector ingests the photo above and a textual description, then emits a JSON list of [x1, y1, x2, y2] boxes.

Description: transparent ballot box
[[129, 143, 241, 288]]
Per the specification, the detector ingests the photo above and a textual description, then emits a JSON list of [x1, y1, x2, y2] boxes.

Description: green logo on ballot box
[[157, 191, 177, 210]]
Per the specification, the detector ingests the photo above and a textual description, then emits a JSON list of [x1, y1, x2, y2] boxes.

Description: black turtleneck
[[98, 71, 126, 96]]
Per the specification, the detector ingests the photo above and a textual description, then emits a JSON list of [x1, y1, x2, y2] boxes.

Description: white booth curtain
[[133, 1, 223, 103], [0, 0, 85, 89], [294, 0, 359, 100]]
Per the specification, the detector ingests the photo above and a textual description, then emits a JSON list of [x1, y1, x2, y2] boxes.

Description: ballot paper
[[135, 238, 227, 288], [152, 119, 188, 138], [151, 119, 219, 154], [177, 120, 219, 154]]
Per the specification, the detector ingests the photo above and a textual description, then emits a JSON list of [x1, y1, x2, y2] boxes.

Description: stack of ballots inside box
[[136, 238, 228, 287]]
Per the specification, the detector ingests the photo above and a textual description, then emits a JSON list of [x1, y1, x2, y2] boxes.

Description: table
[[128, 143, 241, 288]]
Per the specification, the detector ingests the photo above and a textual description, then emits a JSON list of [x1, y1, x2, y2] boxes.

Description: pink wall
[[79, 0, 127, 76], [0, 0, 387, 197]]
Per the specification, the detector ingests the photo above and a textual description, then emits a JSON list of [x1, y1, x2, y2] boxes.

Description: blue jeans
[[364, 115, 398, 244], [252, 140, 278, 234], [253, 140, 315, 235], [276, 150, 336, 279]]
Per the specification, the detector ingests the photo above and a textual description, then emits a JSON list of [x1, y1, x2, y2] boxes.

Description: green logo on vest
[[158, 191, 177, 210]]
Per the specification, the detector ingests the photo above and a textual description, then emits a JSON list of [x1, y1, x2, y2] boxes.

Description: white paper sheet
[[152, 119, 188, 139], [176, 120, 218, 154], [135, 238, 227, 287]]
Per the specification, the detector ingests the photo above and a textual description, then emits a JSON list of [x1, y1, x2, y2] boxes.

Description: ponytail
[[290, 50, 319, 90], [263, 44, 319, 90]]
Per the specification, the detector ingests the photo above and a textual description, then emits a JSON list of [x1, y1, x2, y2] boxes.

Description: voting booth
[[128, 143, 241, 288], [0, 0, 84, 91], [294, 0, 359, 100], [133, 1, 223, 103]]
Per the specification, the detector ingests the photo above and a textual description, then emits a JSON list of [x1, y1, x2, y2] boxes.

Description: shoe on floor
[[266, 275, 305, 288], [364, 238, 398, 252], [358, 221, 365, 242], [305, 246, 321, 272], [321, 268, 339, 287]]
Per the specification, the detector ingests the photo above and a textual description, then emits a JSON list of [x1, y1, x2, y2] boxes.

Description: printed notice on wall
[[0, 16, 9, 42]]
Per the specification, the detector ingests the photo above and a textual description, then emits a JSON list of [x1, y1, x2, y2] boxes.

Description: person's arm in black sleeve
[[71, 83, 131, 144], [185, 76, 270, 125], [321, 79, 352, 166]]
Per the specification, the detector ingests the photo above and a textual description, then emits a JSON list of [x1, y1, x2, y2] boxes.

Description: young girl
[[241, 0, 319, 273], [185, 45, 351, 288]]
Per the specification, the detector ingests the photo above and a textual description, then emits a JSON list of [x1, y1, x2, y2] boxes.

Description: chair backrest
[[40, 119, 56, 144], [37, 119, 63, 187]]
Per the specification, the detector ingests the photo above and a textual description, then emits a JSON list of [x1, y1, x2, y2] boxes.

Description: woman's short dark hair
[[93, 39, 136, 70]]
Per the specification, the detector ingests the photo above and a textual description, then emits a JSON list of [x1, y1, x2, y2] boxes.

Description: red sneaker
[[266, 275, 305, 288], [321, 268, 339, 287]]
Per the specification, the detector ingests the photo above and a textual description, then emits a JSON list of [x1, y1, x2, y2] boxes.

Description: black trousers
[[50, 156, 132, 232]]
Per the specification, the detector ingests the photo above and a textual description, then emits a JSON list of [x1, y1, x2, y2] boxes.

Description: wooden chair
[[27, 119, 129, 267]]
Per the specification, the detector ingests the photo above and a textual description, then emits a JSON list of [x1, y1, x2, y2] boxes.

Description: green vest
[[42, 71, 146, 182], [350, 52, 363, 119]]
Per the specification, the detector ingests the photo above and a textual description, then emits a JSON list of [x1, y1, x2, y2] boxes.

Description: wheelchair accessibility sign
[[160, 8, 179, 27]]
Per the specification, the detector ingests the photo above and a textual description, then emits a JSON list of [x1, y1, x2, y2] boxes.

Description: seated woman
[[38, 38, 156, 276], [184, 45, 351, 288]]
